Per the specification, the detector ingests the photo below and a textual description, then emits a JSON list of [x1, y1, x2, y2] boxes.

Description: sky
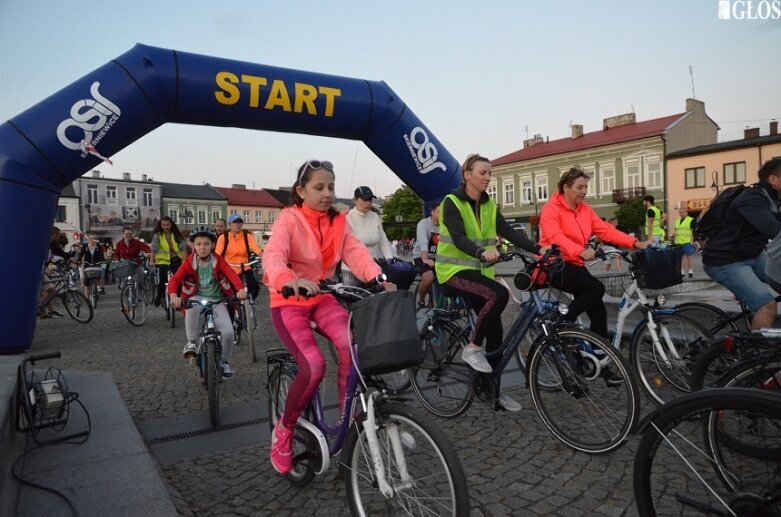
[[1, 0, 779, 199]]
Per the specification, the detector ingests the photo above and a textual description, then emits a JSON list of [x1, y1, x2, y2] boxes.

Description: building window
[[581, 165, 596, 197], [243, 210, 250, 221], [56, 205, 67, 222], [520, 178, 533, 204], [198, 210, 207, 225], [600, 165, 615, 196], [487, 183, 497, 203], [535, 174, 549, 201], [503, 181, 515, 206], [106, 185, 118, 205], [142, 188, 153, 207], [126, 187, 137, 206], [724, 162, 746, 185], [169, 207, 179, 224], [625, 159, 641, 189], [685, 167, 706, 188], [268, 211, 275, 224], [645, 157, 662, 189], [87, 184, 99, 204], [230, 209, 238, 216], [211, 210, 221, 223], [255, 210, 263, 223]]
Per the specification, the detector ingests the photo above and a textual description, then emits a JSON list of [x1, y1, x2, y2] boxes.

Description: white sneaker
[[498, 392, 522, 412], [461, 346, 492, 373], [182, 341, 197, 358]]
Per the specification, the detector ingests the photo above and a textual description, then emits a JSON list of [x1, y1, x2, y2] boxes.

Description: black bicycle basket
[[350, 289, 424, 375], [630, 247, 683, 290]]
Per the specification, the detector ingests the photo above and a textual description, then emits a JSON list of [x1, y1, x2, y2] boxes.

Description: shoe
[[98, 287, 105, 294], [49, 310, 64, 318], [601, 366, 625, 387], [270, 419, 294, 474], [461, 346, 492, 373], [498, 392, 522, 412], [688, 272, 694, 279], [182, 341, 197, 359], [222, 362, 234, 379]]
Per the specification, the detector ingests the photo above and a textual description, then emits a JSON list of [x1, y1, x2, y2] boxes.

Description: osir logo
[[404, 127, 446, 175], [56, 82, 122, 150], [718, 0, 781, 19]]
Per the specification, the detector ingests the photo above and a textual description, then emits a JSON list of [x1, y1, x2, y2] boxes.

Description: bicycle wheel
[[206, 337, 221, 427], [245, 298, 258, 363], [120, 284, 147, 326], [630, 313, 712, 406], [342, 402, 470, 517], [633, 388, 781, 516], [61, 291, 93, 323], [169, 303, 176, 328], [89, 282, 99, 309], [410, 319, 475, 418], [675, 301, 746, 337], [267, 362, 316, 486], [514, 316, 563, 392], [142, 274, 155, 304], [528, 328, 640, 454]]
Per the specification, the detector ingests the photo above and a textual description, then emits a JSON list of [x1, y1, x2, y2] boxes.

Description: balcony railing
[[612, 187, 646, 204]]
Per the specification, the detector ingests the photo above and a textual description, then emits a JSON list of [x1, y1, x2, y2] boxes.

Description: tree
[[381, 185, 423, 240], [615, 198, 645, 236]]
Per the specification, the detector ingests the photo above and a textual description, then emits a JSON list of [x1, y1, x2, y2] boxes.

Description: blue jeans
[[704, 253, 774, 312]]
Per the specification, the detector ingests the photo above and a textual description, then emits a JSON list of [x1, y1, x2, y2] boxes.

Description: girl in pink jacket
[[262, 160, 382, 475]]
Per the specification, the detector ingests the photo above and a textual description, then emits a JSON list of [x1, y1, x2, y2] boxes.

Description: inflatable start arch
[[0, 44, 461, 353]]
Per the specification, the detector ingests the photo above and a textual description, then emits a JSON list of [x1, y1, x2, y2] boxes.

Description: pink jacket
[[540, 192, 637, 266], [262, 206, 382, 307]]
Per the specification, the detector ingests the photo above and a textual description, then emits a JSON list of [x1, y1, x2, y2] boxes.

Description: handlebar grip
[[27, 351, 62, 362]]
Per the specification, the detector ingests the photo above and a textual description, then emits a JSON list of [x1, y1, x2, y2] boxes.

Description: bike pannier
[[351, 290, 424, 375], [630, 247, 683, 290]]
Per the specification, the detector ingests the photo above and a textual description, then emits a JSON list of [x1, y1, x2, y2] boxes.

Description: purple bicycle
[[266, 281, 470, 516]]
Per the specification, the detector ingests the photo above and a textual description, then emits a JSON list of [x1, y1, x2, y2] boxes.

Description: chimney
[[571, 124, 583, 139], [771, 120, 778, 136], [232, 184, 246, 190], [523, 133, 544, 149], [685, 98, 706, 114], [744, 127, 760, 140], [603, 113, 636, 130], [141, 174, 148, 182], [122, 172, 131, 181], [91, 170, 100, 178]]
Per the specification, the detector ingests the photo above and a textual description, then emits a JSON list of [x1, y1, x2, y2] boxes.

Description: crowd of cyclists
[[38, 155, 781, 483]]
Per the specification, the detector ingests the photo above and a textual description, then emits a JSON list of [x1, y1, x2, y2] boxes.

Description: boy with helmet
[[168, 225, 247, 378]]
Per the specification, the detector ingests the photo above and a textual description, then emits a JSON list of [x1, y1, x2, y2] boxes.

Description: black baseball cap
[[354, 186, 376, 201]]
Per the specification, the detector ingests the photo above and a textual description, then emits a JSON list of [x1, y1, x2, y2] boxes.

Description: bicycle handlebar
[[180, 296, 238, 309], [228, 258, 261, 269], [280, 277, 386, 300]]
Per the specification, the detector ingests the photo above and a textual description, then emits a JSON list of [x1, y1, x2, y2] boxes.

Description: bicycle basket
[[83, 266, 103, 280], [111, 260, 136, 278], [351, 290, 424, 375], [629, 247, 683, 290]]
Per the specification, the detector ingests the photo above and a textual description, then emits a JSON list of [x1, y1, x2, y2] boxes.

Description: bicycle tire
[[342, 402, 471, 517], [514, 317, 563, 392], [245, 298, 257, 363], [206, 337, 220, 427], [62, 290, 93, 324], [120, 284, 147, 326], [169, 304, 176, 328], [90, 282, 99, 309], [142, 275, 155, 304], [630, 312, 712, 406], [633, 388, 781, 516], [528, 328, 640, 454], [410, 319, 475, 418], [675, 301, 746, 337], [267, 363, 316, 486]]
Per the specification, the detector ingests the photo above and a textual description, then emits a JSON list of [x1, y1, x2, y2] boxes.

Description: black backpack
[[694, 185, 749, 241]]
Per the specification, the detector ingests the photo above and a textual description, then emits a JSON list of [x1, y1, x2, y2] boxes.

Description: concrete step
[[0, 358, 177, 517]]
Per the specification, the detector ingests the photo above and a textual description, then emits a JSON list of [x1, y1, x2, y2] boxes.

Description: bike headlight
[[557, 303, 569, 315], [656, 294, 666, 307], [200, 299, 209, 306]]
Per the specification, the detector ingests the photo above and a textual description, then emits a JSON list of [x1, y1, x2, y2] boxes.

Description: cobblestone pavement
[[29, 281, 659, 517]]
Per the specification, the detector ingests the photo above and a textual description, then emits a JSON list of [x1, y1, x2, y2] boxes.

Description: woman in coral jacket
[[539, 167, 651, 339], [262, 160, 388, 476]]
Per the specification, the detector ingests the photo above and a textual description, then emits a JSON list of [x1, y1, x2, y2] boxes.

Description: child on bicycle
[[168, 225, 247, 379], [262, 159, 388, 475]]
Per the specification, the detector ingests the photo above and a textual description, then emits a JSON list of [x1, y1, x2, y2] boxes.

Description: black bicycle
[[38, 261, 93, 324]]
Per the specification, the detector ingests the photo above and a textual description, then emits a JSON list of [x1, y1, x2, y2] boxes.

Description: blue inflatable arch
[[0, 44, 461, 352]]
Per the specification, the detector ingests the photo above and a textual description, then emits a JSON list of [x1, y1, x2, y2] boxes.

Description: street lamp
[[711, 171, 721, 194]]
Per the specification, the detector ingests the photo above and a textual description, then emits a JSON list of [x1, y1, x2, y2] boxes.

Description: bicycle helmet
[[189, 224, 217, 243]]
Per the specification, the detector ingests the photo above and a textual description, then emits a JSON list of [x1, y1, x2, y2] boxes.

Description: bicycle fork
[[360, 392, 412, 498]]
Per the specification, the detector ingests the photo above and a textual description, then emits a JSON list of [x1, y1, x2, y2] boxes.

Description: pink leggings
[[270, 295, 351, 429]]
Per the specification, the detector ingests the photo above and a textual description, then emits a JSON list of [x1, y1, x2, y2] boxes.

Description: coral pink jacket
[[262, 206, 382, 307], [540, 192, 637, 267]]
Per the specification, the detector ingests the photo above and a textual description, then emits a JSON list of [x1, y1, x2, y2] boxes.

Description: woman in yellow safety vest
[[435, 154, 546, 412], [151, 216, 186, 306], [670, 205, 696, 278]]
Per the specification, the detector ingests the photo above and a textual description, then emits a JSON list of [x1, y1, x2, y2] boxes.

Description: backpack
[[220, 230, 252, 258], [694, 185, 749, 241]]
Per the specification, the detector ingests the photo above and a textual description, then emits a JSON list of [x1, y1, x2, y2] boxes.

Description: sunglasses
[[297, 160, 334, 184]]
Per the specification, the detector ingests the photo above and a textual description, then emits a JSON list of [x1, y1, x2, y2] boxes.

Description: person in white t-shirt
[[343, 186, 393, 284], [412, 201, 440, 306]]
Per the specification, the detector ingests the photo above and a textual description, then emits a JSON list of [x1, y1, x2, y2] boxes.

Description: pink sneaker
[[270, 420, 294, 474]]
